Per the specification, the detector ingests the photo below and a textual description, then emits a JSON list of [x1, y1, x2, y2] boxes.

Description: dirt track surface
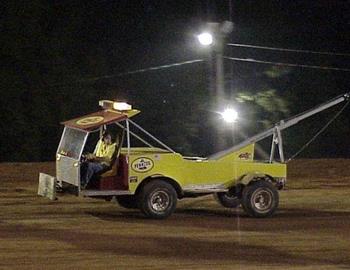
[[1, 160, 350, 269]]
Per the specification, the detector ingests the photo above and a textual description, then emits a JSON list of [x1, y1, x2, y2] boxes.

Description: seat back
[[99, 154, 128, 190]]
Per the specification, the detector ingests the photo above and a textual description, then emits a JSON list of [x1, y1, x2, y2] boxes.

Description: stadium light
[[221, 108, 238, 123], [197, 32, 213, 46]]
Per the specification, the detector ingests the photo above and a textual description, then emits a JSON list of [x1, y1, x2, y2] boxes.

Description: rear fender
[[238, 173, 273, 186]]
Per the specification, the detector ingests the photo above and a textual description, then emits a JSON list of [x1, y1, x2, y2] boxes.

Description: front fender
[[136, 173, 184, 197]]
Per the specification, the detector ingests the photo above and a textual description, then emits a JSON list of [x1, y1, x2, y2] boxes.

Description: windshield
[[57, 127, 87, 159]]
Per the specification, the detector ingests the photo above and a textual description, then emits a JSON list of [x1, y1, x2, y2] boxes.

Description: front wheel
[[138, 180, 177, 219], [241, 181, 279, 218]]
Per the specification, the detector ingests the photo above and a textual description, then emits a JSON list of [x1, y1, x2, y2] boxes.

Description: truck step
[[183, 183, 228, 194], [80, 190, 132, 197]]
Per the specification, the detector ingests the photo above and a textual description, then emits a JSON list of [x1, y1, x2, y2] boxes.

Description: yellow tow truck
[[39, 92, 349, 219]]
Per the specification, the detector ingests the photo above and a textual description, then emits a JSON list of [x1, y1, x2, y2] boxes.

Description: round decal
[[132, 157, 154, 173], [76, 116, 104, 126]]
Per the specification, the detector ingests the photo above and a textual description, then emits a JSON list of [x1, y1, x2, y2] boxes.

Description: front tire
[[241, 181, 279, 218], [138, 180, 177, 219]]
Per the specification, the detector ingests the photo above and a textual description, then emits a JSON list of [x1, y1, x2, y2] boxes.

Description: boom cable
[[287, 99, 350, 162]]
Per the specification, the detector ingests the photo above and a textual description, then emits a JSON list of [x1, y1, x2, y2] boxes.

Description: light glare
[[197, 32, 213, 46], [221, 108, 238, 123]]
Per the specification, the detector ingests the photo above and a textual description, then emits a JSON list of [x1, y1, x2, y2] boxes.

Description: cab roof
[[62, 109, 140, 131]]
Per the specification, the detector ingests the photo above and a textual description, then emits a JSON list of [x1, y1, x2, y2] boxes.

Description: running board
[[184, 188, 228, 194], [183, 184, 228, 194], [80, 190, 132, 197]]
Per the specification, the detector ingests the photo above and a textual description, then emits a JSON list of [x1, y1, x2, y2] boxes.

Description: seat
[[101, 129, 125, 178], [101, 159, 118, 177], [99, 154, 128, 190]]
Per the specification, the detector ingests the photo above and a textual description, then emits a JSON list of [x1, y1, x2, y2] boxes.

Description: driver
[[81, 131, 116, 188]]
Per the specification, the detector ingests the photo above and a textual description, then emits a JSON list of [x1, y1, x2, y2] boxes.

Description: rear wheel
[[241, 181, 279, 218], [138, 180, 177, 219], [116, 195, 138, 209], [214, 186, 242, 208]]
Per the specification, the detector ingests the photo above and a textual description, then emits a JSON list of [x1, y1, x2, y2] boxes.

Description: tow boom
[[209, 91, 350, 161]]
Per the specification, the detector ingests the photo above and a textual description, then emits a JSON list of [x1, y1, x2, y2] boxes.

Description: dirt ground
[[1, 159, 350, 270]]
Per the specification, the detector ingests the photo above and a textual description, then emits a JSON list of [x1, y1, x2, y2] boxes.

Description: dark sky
[[37, 1, 350, 71], [1, 0, 350, 161]]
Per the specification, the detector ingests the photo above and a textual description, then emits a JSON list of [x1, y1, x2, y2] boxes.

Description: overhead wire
[[49, 59, 204, 86], [227, 43, 350, 57], [49, 43, 350, 87], [223, 56, 350, 72]]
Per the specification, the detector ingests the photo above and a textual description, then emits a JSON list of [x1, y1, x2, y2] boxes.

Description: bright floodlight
[[113, 102, 132, 111], [221, 108, 238, 123], [99, 100, 132, 111], [197, 32, 213, 46]]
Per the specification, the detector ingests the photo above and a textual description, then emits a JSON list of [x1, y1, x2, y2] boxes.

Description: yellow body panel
[[123, 144, 287, 194]]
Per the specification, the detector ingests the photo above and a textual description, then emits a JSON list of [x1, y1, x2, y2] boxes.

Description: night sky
[[1, 1, 350, 162]]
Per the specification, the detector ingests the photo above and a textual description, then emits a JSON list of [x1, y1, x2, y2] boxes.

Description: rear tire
[[116, 195, 138, 209], [241, 181, 279, 218], [138, 180, 177, 219], [214, 186, 241, 208]]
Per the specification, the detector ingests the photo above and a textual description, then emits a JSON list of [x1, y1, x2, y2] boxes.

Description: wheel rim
[[150, 190, 170, 212], [251, 188, 273, 213]]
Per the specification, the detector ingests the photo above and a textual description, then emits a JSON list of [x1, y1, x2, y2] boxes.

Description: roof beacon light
[[99, 100, 132, 111], [113, 102, 132, 111]]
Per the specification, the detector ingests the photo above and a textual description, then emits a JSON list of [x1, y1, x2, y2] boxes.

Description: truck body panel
[[125, 144, 286, 194]]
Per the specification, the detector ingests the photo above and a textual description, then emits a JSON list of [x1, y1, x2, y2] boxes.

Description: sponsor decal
[[129, 176, 138, 183], [238, 152, 251, 160], [132, 157, 154, 173], [76, 116, 104, 126]]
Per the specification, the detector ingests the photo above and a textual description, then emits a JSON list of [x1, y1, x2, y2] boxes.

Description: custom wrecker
[[39, 92, 349, 219]]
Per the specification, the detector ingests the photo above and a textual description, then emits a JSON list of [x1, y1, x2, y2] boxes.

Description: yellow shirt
[[93, 140, 116, 166]]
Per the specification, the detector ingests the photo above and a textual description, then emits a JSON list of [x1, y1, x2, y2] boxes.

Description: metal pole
[[115, 122, 155, 148], [126, 119, 130, 156], [211, 23, 225, 151], [215, 42, 225, 104], [128, 119, 176, 153], [276, 127, 285, 162], [208, 21, 233, 152], [269, 131, 277, 163], [214, 46, 226, 151]]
